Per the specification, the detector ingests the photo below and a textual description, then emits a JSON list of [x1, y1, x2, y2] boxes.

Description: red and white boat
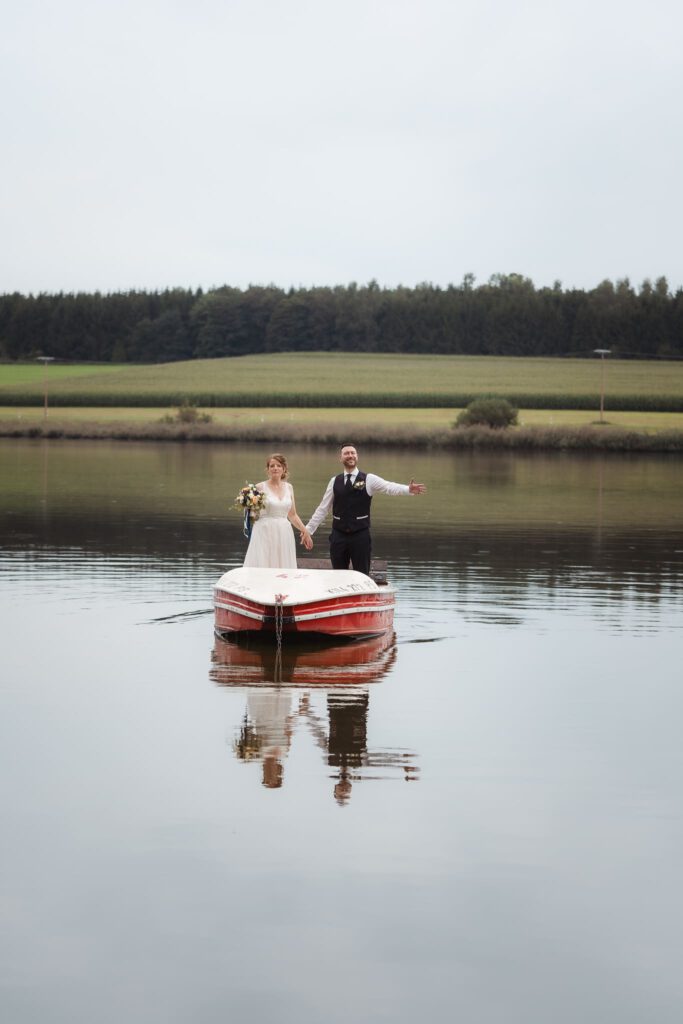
[[214, 565, 395, 640]]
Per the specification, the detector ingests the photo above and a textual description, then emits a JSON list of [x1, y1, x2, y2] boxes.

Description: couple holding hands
[[242, 444, 426, 577]]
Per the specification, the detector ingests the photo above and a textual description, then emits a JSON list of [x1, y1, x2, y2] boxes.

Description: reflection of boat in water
[[211, 629, 397, 688], [213, 566, 395, 640], [210, 631, 417, 803]]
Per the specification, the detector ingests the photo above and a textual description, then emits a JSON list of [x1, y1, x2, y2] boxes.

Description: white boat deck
[[215, 567, 387, 607]]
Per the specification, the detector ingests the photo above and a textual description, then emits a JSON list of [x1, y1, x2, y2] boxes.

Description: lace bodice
[[260, 483, 292, 520]]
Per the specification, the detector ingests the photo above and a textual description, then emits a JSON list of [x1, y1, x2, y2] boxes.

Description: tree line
[[1, 274, 681, 363]]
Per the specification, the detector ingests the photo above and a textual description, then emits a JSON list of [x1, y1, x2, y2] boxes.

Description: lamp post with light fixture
[[593, 349, 611, 423], [35, 356, 55, 419]]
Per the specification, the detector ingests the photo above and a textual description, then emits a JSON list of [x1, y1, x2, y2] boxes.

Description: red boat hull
[[213, 568, 395, 639]]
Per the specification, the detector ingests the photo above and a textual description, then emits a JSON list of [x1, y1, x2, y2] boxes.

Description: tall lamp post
[[36, 356, 55, 419], [593, 349, 611, 424]]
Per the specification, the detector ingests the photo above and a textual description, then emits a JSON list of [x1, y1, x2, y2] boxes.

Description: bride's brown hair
[[266, 453, 289, 480]]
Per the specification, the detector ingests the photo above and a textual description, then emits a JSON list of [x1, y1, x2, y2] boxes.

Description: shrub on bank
[[455, 398, 518, 429], [160, 401, 212, 424]]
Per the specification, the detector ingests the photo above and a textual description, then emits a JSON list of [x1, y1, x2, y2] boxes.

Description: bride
[[243, 453, 313, 568]]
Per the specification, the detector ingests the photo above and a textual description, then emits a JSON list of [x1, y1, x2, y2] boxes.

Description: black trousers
[[329, 528, 372, 576]]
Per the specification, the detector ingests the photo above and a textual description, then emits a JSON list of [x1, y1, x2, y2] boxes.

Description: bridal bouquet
[[234, 483, 265, 519], [234, 483, 265, 539]]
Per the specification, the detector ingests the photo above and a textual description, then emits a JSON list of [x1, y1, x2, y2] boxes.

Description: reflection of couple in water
[[234, 688, 293, 790], [243, 444, 426, 577], [234, 686, 415, 805]]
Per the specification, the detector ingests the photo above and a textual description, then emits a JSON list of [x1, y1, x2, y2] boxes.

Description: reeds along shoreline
[[1, 418, 683, 452]]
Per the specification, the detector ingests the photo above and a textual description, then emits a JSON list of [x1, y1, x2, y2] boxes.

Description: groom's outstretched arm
[[305, 476, 335, 535], [366, 473, 426, 496]]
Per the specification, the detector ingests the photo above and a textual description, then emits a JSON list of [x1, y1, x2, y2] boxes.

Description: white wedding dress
[[243, 483, 297, 569]]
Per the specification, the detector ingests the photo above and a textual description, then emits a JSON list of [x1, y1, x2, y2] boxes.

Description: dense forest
[[1, 274, 681, 363]]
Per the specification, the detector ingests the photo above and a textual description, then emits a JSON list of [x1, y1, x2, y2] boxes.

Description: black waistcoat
[[332, 471, 372, 533]]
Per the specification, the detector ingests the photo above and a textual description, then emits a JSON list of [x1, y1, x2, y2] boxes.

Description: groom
[[304, 443, 426, 576]]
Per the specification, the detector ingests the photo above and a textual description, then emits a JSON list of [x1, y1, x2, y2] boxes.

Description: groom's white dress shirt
[[305, 469, 411, 536]]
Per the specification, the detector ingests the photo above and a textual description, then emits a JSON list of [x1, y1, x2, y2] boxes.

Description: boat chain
[[274, 594, 285, 682]]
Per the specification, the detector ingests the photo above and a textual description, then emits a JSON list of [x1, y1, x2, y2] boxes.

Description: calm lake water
[[1, 439, 682, 1024]]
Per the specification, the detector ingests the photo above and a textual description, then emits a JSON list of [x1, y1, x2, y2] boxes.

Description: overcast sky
[[2, 0, 682, 296]]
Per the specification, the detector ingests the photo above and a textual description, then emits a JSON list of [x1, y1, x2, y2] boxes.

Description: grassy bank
[[2, 354, 683, 411], [2, 405, 683, 432], [2, 411, 682, 451]]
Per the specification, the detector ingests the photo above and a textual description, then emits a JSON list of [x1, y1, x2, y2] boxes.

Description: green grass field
[[0, 364, 125, 385], [2, 353, 683, 409]]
